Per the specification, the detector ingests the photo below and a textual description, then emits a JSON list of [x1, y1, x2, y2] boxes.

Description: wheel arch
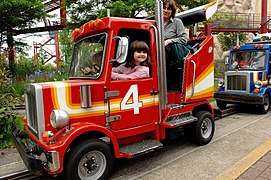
[[192, 102, 214, 117], [62, 126, 120, 172], [263, 88, 271, 99]]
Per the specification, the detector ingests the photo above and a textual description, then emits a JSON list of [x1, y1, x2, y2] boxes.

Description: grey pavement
[[1, 103, 271, 179], [237, 151, 271, 180]]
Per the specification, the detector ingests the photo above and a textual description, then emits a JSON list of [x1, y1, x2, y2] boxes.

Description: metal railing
[[211, 13, 271, 32]]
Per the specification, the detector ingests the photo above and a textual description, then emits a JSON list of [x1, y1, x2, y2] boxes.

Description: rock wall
[[218, 0, 271, 14]]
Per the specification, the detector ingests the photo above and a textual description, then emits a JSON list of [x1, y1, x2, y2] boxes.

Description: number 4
[[121, 85, 142, 114]]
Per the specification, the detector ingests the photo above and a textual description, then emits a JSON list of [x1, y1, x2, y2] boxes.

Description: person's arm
[[112, 66, 149, 80], [172, 18, 187, 45], [112, 64, 125, 73]]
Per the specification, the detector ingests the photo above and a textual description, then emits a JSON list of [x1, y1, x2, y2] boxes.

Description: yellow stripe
[[51, 84, 60, 109], [253, 72, 258, 83], [186, 86, 214, 99], [65, 84, 81, 109], [51, 82, 159, 116], [187, 62, 214, 91], [214, 138, 271, 180]]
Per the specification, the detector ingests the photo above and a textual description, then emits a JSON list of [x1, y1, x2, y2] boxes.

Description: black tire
[[259, 93, 270, 114], [216, 100, 227, 110], [64, 139, 114, 180], [194, 111, 215, 146]]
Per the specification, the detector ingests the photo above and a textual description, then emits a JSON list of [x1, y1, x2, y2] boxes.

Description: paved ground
[[0, 148, 26, 177], [216, 138, 271, 179], [0, 104, 271, 180]]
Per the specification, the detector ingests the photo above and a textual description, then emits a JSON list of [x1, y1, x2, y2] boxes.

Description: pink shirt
[[111, 64, 150, 80]]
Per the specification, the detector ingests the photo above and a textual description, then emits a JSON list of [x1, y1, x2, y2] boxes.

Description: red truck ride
[[12, 1, 218, 179]]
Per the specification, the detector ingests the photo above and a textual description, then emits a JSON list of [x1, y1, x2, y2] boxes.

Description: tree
[[214, 12, 248, 51], [218, 32, 248, 51], [175, 0, 210, 11], [66, 0, 209, 27], [0, 0, 47, 75], [59, 29, 73, 66]]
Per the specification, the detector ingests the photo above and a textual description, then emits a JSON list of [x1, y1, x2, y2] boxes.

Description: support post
[[260, 0, 268, 33]]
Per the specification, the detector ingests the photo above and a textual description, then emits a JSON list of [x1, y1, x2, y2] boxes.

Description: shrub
[[0, 66, 21, 148]]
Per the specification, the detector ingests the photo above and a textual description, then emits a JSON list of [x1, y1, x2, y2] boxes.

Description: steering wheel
[[80, 67, 94, 75], [93, 64, 101, 72]]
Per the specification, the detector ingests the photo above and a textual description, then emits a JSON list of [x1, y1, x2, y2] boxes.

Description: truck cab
[[215, 33, 271, 114], [12, 1, 218, 179]]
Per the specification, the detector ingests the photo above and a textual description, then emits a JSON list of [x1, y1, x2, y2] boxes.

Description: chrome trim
[[150, 24, 162, 124], [188, 60, 196, 99], [35, 84, 45, 140], [46, 151, 60, 172], [104, 90, 120, 98], [80, 84, 92, 108], [225, 71, 250, 93], [106, 115, 121, 122], [25, 83, 45, 140], [155, 0, 167, 110]]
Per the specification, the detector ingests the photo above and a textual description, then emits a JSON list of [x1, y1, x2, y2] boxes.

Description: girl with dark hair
[[111, 41, 151, 80]]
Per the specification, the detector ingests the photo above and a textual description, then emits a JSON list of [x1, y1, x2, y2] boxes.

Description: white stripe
[[54, 82, 159, 115]]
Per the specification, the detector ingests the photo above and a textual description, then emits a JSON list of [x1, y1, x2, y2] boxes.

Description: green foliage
[[0, 55, 69, 149], [66, 0, 210, 28], [59, 29, 74, 66], [14, 57, 39, 80], [217, 32, 248, 51], [0, 0, 46, 31], [0, 0, 48, 75], [175, 0, 210, 9], [0, 60, 21, 148], [213, 11, 248, 29], [213, 12, 248, 51], [67, 0, 154, 26]]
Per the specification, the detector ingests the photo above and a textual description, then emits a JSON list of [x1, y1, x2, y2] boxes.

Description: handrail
[[188, 60, 196, 100]]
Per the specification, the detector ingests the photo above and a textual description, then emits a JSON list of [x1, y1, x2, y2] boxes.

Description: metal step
[[119, 138, 163, 157], [165, 113, 197, 127], [214, 105, 239, 119]]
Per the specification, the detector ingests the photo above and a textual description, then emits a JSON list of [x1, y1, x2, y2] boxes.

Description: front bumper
[[214, 91, 263, 105], [12, 129, 44, 175]]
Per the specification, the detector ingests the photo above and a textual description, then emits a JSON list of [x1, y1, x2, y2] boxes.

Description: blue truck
[[215, 33, 271, 114]]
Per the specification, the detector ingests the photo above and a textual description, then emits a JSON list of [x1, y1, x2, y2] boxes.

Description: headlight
[[218, 80, 224, 87], [50, 110, 70, 129], [254, 80, 263, 89]]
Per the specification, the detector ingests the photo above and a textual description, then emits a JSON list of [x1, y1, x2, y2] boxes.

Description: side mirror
[[225, 56, 229, 65], [115, 36, 129, 63]]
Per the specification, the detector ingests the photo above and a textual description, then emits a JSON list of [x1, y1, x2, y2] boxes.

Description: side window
[[111, 28, 152, 80]]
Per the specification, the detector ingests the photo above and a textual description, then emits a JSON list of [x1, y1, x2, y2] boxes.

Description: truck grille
[[225, 72, 250, 92], [24, 84, 45, 139]]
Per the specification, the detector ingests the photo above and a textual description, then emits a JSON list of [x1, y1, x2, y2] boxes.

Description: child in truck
[[111, 40, 152, 80], [81, 51, 103, 76]]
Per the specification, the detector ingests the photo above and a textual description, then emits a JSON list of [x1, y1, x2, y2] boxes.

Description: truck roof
[[72, 17, 155, 42]]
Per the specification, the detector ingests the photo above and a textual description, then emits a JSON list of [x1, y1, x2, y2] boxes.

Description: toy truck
[[215, 33, 271, 114], [12, 1, 218, 179]]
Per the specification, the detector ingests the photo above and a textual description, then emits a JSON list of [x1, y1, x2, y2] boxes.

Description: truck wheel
[[194, 111, 215, 146], [64, 139, 113, 180], [216, 100, 227, 110], [259, 93, 270, 114]]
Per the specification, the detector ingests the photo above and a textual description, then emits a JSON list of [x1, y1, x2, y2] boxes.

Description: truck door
[[183, 36, 214, 103], [108, 78, 158, 131]]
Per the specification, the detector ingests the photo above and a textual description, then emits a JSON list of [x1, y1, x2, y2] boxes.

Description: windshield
[[230, 50, 266, 70], [69, 33, 107, 79]]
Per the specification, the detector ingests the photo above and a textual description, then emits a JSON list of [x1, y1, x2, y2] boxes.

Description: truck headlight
[[218, 80, 224, 87], [50, 110, 69, 129], [254, 80, 263, 89]]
